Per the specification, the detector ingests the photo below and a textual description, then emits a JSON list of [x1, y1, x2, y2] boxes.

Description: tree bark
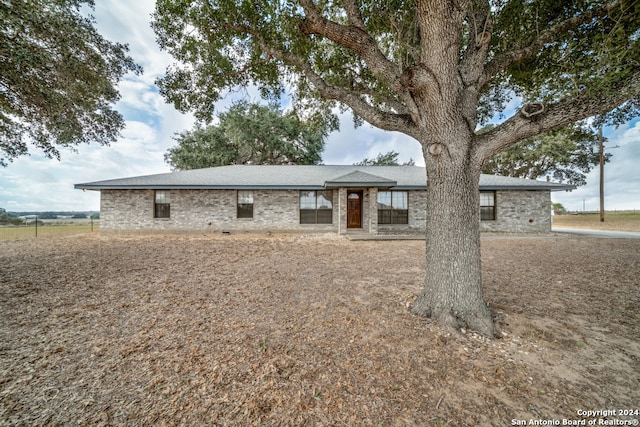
[[411, 147, 494, 336]]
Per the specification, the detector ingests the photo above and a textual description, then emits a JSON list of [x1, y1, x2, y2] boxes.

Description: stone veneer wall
[[99, 188, 552, 233]]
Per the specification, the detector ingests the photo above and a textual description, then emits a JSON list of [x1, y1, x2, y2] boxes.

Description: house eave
[[76, 183, 574, 192], [74, 184, 327, 191], [479, 185, 576, 192]]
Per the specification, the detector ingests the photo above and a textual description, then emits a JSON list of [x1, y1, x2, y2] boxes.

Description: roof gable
[[324, 170, 397, 188]]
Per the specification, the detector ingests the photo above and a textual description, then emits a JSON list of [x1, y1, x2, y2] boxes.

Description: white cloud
[[323, 110, 423, 166], [1, 1, 638, 213], [552, 120, 640, 211]]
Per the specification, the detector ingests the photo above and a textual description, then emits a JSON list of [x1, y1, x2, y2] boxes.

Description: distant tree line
[[0, 211, 24, 225], [0, 209, 99, 221]]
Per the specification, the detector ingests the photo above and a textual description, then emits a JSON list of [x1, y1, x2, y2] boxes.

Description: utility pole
[[599, 126, 605, 222]]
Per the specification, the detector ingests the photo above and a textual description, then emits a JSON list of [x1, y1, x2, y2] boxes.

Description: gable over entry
[[324, 170, 397, 189]]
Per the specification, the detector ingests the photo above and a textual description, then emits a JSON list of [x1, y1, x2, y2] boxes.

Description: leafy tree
[[0, 0, 141, 166], [0, 212, 24, 225], [354, 151, 415, 166], [552, 203, 566, 214], [152, 0, 640, 335], [165, 101, 334, 169], [482, 124, 607, 186]]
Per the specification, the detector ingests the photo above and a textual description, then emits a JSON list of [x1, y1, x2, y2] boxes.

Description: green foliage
[[552, 202, 566, 213], [0, 0, 142, 166], [152, 0, 639, 132], [0, 213, 24, 226], [354, 151, 415, 166], [482, 124, 606, 186], [494, 0, 640, 125], [165, 101, 334, 170]]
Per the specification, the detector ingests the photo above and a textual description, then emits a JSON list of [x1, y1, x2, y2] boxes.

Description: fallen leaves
[[0, 233, 638, 425]]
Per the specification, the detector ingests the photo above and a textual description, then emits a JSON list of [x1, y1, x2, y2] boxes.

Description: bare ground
[[0, 233, 638, 426], [553, 213, 640, 232]]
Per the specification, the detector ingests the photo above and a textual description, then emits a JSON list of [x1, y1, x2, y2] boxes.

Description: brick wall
[[100, 189, 337, 233], [480, 190, 551, 233], [99, 188, 551, 233], [375, 190, 551, 234]]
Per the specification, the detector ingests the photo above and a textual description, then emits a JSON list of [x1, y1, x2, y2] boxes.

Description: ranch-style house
[[75, 165, 574, 235]]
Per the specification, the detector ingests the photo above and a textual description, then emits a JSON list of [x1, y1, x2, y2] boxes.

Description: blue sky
[[1, 1, 638, 213]]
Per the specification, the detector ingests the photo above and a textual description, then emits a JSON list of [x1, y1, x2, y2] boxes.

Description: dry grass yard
[[553, 211, 640, 232], [1, 233, 638, 426]]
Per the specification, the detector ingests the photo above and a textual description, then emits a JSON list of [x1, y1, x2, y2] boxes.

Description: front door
[[347, 191, 362, 228]]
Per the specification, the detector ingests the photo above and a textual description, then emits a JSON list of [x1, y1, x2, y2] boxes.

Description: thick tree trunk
[[411, 158, 494, 336]]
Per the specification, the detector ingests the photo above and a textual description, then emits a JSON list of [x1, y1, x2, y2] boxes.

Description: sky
[[1, 1, 638, 213]]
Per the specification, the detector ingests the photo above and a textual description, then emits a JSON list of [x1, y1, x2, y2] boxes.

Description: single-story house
[[75, 165, 574, 235]]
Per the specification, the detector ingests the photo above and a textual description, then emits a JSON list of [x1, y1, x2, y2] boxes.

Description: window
[[300, 190, 333, 224], [480, 191, 496, 220], [154, 190, 170, 218], [377, 191, 408, 224], [237, 190, 254, 219]]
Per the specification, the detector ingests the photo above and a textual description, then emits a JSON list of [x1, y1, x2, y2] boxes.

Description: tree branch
[[301, 62, 420, 137], [460, 0, 492, 87], [343, 0, 365, 29], [480, 0, 623, 88], [472, 71, 640, 166], [298, 0, 398, 86], [458, 1, 493, 127]]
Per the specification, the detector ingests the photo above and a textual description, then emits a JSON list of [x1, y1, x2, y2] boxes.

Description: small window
[[377, 191, 408, 224], [480, 191, 496, 221], [300, 190, 333, 224], [154, 190, 170, 218], [237, 190, 254, 219]]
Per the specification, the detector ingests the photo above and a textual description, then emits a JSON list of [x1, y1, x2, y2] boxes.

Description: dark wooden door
[[347, 191, 362, 228]]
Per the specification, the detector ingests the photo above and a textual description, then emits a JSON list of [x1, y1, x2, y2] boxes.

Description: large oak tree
[[152, 0, 640, 335], [165, 101, 333, 169], [0, 0, 141, 166]]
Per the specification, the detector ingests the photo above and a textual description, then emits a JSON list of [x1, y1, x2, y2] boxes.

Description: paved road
[[552, 228, 640, 239]]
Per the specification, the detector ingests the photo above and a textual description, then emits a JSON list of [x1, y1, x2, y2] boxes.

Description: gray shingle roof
[[75, 165, 576, 191]]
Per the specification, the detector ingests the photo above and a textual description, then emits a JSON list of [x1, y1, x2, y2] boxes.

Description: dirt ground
[[1, 233, 638, 426], [553, 213, 640, 232]]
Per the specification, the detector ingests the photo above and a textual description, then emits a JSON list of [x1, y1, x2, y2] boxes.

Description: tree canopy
[[152, 0, 640, 335], [153, 0, 639, 139], [482, 123, 607, 186], [354, 151, 415, 166], [0, 0, 141, 166], [165, 101, 334, 170]]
